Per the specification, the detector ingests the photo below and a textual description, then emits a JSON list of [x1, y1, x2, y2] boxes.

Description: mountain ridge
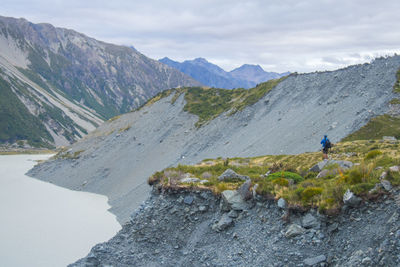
[[159, 57, 288, 89], [0, 15, 201, 147]]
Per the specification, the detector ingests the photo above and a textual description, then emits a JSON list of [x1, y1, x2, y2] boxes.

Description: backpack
[[325, 139, 332, 149]]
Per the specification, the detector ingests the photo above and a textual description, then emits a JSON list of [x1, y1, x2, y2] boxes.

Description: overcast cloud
[[1, 0, 399, 72]]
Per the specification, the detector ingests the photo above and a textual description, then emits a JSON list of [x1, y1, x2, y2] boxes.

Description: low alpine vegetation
[[149, 140, 400, 214]]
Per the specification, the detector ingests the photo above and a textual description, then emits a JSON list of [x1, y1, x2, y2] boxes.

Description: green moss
[[342, 115, 400, 141]]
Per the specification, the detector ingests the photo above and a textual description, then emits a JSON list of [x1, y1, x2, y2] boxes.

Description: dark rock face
[[71, 189, 400, 267]]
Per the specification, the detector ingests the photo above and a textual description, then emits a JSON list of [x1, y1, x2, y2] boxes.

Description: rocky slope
[[0, 15, 200, 147], [28, 55, 400, 223], [159, 57, 287, 89], [71, 186, 400, 266]]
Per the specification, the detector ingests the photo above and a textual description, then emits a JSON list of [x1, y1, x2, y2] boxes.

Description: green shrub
[[304, 172, 318, 179], [386, 170, 400, 186], [148, 171, 164, 185], [271, 178, 289, 187], [350, 183, 375, 195], [364, 150, 382, 160], [301, 187, 323, 205], [267, 171, 304, 183]]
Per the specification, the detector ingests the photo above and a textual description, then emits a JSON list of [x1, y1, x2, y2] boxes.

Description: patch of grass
[[267, 171, 304, 183], [342, 114, 400, 141], [365, 150, 382, 160], [389, 98, 400, 105], [138, 77, 287, 127]]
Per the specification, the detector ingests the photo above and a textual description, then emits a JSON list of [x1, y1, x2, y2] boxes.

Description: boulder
[[304, 255, 326, 266], [302, 213, 320, 229], [221, 190, 248, 211], [316, 169, 330, 178], [180, 177, 201, 183], [237, 180, 252, 200], [309, 160, 329, 172], [285, 224, 305, 238], [212, 213, 234, 231], [310, 160, 353, 173], [277, 198, 287, 209], [343, 189, 361, 207], [218, 169, 250, 181]]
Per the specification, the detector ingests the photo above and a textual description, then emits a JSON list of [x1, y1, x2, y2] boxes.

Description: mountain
[[230, 64, 290, 84], [29, 55, 400, 223], [159, 57, 288, 89], [0, 16, 201, 148]]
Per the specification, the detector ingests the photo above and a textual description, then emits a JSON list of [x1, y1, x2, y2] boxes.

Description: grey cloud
[[0, 0, 399, 72]]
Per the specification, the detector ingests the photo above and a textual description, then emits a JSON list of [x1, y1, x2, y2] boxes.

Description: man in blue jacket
[[321, 135, 331, 159]]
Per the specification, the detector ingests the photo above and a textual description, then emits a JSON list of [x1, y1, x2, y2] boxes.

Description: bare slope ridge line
[[28, 56, 400, 223], [0, 15, 201, 147]]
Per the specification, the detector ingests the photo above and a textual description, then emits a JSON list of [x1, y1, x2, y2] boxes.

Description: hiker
[[321, 135, 332, 160]]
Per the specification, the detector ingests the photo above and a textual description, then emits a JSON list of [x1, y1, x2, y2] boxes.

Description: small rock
[[212, 213, 234, 231], [199, 179, 209, 184], [302, 213, 320, 229], [277, 198, 287, 209], [381, 180, 392, 191], [379, 171, 387, 180], [228, 210, 239, 218], [218, 169, 250, 182], [237, 180, 252, 200], [184, 196, 194, 205], [285, 224, 305, 238], [361, 257, 371, 264], [343, 189, 361, 207], [389, 166, 399, 172], [198, 205, 208, 212], [304, 255, 326, 266], [369, 183, 383, 193]]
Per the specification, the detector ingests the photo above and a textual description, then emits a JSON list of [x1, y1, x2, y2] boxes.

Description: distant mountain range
[[0, 15, 200, 148], [159, 57, 289, 89]]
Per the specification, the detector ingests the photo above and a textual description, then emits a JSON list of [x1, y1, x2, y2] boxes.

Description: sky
[[1, 0, 399, 73]]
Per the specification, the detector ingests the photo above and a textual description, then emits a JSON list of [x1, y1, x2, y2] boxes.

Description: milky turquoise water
[[0, 154, 121, 267]]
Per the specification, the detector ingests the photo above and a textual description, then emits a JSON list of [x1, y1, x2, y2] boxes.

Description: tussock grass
[[149, 140, 400, 214]]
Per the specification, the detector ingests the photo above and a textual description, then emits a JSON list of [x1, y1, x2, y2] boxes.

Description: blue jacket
[[321, 136, 330, 148]]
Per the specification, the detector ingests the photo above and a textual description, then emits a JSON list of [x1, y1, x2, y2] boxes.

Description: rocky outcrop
[[71, 188, 400, 266]]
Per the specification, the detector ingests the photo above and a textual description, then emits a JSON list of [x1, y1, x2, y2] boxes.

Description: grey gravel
[[70, 188, 400, 266]]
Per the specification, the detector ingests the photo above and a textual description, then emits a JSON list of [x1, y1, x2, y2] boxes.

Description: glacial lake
[[0, 154, 121, 267]]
